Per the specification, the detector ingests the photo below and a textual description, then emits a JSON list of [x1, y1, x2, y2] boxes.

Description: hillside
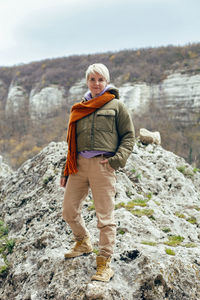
[[1, 43, 200, 90], [0, 140, 200, 299], [0, 43, 200, 169]]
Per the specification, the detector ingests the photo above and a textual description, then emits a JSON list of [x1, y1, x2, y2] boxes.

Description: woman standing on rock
[[60, 63, 135, 282]]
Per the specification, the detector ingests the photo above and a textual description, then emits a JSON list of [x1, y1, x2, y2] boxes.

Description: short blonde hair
[[85, 63, 110, 83]]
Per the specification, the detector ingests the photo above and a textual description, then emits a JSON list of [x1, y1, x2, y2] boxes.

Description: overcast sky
[[0, 0, 199, 66]]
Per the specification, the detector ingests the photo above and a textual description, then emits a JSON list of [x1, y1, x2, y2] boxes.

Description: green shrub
[[176, 166, 186, 174], [141, 241, 157, 246], [127, 199, 148, 208], [165, 248, 175, 256], [115, 202, 125, 209], [0, 219, 15, 278], [118, 229, 126, 235], [126, 191, 132, 198], [164, 235, 184, 247], [182, 243, 197, 248], [194, 206, 200, 211], [87, 200, 95, 211], [186, 216, 197, 225], [136, 174, 142, 180], [154, 201, 160, 206], [146, 193, 152, 200], [176, 166, 194, 177], [0, 238, 15, 255], [0, 265, 9, 278], [6, 239, 15, 254], [115, 197, 150, 211], [131, 209, 154, 218], [43, 175, 54, 186], [162, 227, 171, 233], [93, 248, 99, 255], [175, 212, 186, 219], [0, 220, 9, 237]]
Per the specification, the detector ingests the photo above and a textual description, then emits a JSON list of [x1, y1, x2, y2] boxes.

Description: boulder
[[139, 128, 161, 145]]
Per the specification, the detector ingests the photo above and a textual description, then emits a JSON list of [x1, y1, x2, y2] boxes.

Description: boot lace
[[73, 240, 82, 250]]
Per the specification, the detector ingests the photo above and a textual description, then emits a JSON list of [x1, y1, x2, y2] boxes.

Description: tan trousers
[[62, 155, 116, 257]]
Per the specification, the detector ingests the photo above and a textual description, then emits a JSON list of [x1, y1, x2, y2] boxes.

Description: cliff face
[[5, 84, 66, 120], [119, 72, 200, 125], [2, 72, 200, 125], [0, 141, 200, 299], [29, 86, 66, 120]]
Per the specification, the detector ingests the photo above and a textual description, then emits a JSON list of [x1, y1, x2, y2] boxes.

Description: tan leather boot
[[91, 255, 114, 282], [64, 237, 93, 259]]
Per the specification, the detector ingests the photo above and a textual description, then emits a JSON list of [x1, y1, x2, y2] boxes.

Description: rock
[[0, 156, 13, 180], [156, 73, 200, 125], [119, 73, 200, 126], [0, 141, 200, 299], [119, 82, 150, 113], [3, 72, 200, 126], [29, 85, 66, 120], [5, 85, 28, 115], [0, 257, 6, 268], [0, 79, 7, 102], [67, 78, 87, 106], [139, 128, 161, 145]]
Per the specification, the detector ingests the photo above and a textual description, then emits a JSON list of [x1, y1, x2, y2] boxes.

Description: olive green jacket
[[61, 87, 135, 176]]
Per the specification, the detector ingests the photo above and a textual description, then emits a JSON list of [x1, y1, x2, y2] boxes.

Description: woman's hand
[[99, 159, 108, 165], [60, 177, 68, 188], [100, 158, 115, 172]]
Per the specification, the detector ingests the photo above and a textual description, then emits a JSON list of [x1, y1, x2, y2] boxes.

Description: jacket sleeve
[[108, 102, 135, 170]]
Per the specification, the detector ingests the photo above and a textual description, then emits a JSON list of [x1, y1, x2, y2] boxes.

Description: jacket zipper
[[91, 112, 95, 149]]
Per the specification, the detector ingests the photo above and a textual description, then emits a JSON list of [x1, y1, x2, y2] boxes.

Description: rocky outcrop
[[139, 128, 161, 145], [67, 78, 87, 106], [0, 156, 13, 179], [29, 85, 66, 120], [5, 85, 28, 115], [0, 141, 200, 299]]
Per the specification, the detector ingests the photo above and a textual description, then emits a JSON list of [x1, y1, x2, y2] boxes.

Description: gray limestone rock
[[3, 72, 200, 126], [139, 128, 161, 145], [29, 85, 66, 120], [0, 155, 13, 181], [0, 141, 200, 299], [5, 85, 28, 115]]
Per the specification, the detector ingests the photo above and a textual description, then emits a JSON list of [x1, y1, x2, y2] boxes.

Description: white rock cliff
[[2, 72, 200, 124], [29, 86, 66, 120], [119, 73, 200, 125]]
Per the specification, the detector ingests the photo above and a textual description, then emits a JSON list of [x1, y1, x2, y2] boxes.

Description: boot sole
[[64, 251, 93, 259], [91, 271, 114, 282]]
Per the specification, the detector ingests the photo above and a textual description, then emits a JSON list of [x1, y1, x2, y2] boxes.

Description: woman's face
[[87, 72, 107, 98]]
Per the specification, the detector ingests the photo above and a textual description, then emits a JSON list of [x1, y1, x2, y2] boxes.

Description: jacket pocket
[[96, 110, 116, 132]]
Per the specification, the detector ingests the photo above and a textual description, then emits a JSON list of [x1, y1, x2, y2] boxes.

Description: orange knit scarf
[[63, 92, 115, 176]]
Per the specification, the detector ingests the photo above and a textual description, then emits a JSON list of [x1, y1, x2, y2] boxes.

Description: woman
[[60, 63, 135, 282]]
